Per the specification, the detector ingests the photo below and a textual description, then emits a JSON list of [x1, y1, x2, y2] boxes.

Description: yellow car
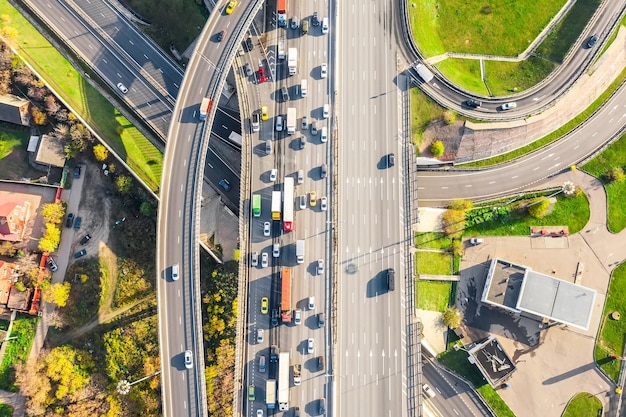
[[309, 191, 317, 207], [261, 297, 269, 314], [260, 106, 269, 121], [225, 1, 237, 15]]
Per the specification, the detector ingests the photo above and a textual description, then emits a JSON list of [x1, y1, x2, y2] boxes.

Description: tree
[[116, 175, 132, 194], [41, 281, 71, 307], [40, 202, 65, 225], [442, 109, 456, 125], [30, 106, 47, 125], [39, 224, 61, 252], [442, 306, 462, 328], [139, 200, 155, 217], [0, 241, 16, 257], [93, 144, 109, 161], [527, 197, 550, 219], [609, 167, 625, 183], [431, 140, 445, 157]]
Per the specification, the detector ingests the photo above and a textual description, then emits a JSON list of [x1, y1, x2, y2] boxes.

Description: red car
[[257, 67, 266, 83]]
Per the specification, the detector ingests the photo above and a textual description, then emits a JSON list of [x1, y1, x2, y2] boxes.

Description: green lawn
[[0, 316, 38, 391], [416, 251, 454, 275], [410, 87, 452, 146], [561, 392, 603, 417], [0, 3, 163, 192], [484, 58, 556, 96], [594, 262, 626, 382], [416, 281, 453, 311], [415, 232, 452, 249], [535, 0, 603, 63], [435, 59, 489, 96], [583, 132, 626, 232]]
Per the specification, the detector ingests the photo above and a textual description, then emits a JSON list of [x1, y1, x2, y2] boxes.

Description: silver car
[[301, 116, 308, 130], [263, 221, 271, 237], [251, 252, 258, 267], [320, 63, 327, 78], [299, 195, 307, 210], [307, 338, 314, 354], [261, 253, 268, 268], [257, 328, 264, 343]]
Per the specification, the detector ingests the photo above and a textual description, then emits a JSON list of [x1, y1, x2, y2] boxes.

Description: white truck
[[278, 40, 285, 60], [414, 63, 434, 83], [288, 48, 297, 76], [199, 97, 212, 120], [286, 107, 296, 135], [296, 240, 304, 264]]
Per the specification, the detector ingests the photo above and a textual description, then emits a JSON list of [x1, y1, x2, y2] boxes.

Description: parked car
[[80, 234, 91, 245], [74, 249, 87, 258], [470, 237, 484, 245], [65, 213, 74, 228], [73, 216, 82, 230], [47, 256, 58, 272], [73, 166, 81, 179]]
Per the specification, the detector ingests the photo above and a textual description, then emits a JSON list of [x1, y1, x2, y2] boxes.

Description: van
[[297, 170, 304, 184], [317, 356, 325, 370], [302, 20, 309, 34], [321, 17, 329, 34], [259, 356, 266, 372], [322, 104, 329, 119], [318, 313, 325, 327], [387, 268, 395, 291], [300, 79, 308, 97], [281, 86, 290, 102]]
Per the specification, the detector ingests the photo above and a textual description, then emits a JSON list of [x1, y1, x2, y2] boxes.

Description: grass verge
[[0, 3, 163, 192], [416, 251, 454, 275], [583, 132, 626, 232], [416, 281, 454, 312], [415, 232, 451, 249], [484, 57, 556, 96], [561, 392, 603, 417], [460, 66, 626, 167], [0, 316, 38, 391], [594, 262, 626, 382], [410, 88, 456, 146], [434, 59, 488, 96]]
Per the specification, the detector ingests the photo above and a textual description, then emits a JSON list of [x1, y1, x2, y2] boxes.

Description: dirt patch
[[420, 120, 465, 161]]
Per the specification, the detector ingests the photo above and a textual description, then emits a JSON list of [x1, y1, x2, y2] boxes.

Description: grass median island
[[484, 57, 556, 96], [562, 392, 603, 417], [0, 3, 163, 192]]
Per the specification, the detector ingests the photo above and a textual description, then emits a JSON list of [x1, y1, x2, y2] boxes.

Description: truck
[[199, 97, 212, 120], [414, 63, 434, 83], [271, 191, 282, 221], [266, 379, 277, 409], [283, 177, 294, 231], [286, 107, 296, 135], [293, 364, 302, 386], [278, 40, 285, 60], [296, 240, 304, 264], [281, 268, 292, 323], [277, 0, 287, 27], [288, 48, 297, 76], [278, 352, 290, 410], [228, 131, 242, 147]]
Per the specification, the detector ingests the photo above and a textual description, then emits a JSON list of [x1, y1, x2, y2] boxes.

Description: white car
[[321, 17, 329, 34], [301, 116, 308, 130], [263, 221, 271, 237], [422, 383, 436, 398], [320, 63, 327, 79], [251, 252, 258, 267], [320, 196, 327, 211], [257, 328, 264, 343], [320, 127, 327, 143], [276, 115, 284, 131], [171, 263, 179, 281], [317, 259, 325, 275], [307, 338, 314, 354], [322, 104, 329, 119], [269, 169, 277, 182], [184, 350, 193, 369], [299, 195, 307, 210], [501, 102, 517, 111], [308, 296, 315, 310], [257, 410, 263, 417], [294, 308, 302, 325], [272, 243, 280, 258], [116, 82, 128, 94], [261, 253, 268, 268]]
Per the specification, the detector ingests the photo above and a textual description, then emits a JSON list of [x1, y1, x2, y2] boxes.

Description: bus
[[283, 177, 294, 231], [252, 194, 261, 217], [278, 352, 290, 410]]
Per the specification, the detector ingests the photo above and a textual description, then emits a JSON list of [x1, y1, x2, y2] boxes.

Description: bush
[[431, 140, 445, 157], [609, 167, 625, 183], [443, 110, 456, 125], [527, 198, 550, 219]]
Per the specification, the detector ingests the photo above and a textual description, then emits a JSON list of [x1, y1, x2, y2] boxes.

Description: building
[[0, 94, 30, 126], [0, 261, 18, 306], [467, 336, 516, 387], [481, 258, 596, 330], [0, 199, 31, 242], [28, 134, 66, 170]]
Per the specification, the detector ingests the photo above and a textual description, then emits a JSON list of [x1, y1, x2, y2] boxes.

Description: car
[[291, 16, 299, 29], [73, 216, 82, 231], [470, 237, 484, 245], [587, 34, 598, 48], [245, 63, 253, 77], [294, 407, 300, 417], [264, 140, 271, 155], [320, 164, 327, 179], [309, 191, 317, 207], [272, 243, 280, 258], [322, 104, 329, 119], [248, 385, 255, 401], [308, 296, 315, 310], [320, 196, 327, 211], [74, 249, 87, 258], [317, 259, 324, 275], [275, 115, 283, 131], [261, 297, 269, 314], [387, 268, 395, 291], [294, 308, 302, 325], [73, 166, 81, 179], [225, 0, 237, 14], [251, 113, 260, 132], [299, 136, 306, 149], [422, 383, 436, 398], [263, 221, 271, 237], [307, 338, 314, 354], [47, 256, 58, 272], [251, 251, 259, 267], [216, 30, 225, 42], [281, 86, 290, 102], [501, 102, 517, 111], [219, 179, 231, 191], [257, 328, 264, 343], [261, 253, 268, 268], [310, 123, 318, 135], [297, 169, 304, 184], [116, 82, 128, 94], [301, 116, 308, 130], [184, 350, 193, 369], [317, 355, 325, 370], [319, 398, 326, 414], [312, 11, 319, 26], [321, 17, 329, 34], [80, 234, 91, 245], [320, 63, 327, 78], [171, 263, 179, 281], [318, 313, 325, 327], [269, 169, 277, 182], [256, 410, 263, 417], [259, 356, 266, 372], [320, 127, 327, 143], [271, 309, 279, 326], [257, 67, 266, 83], [466, 99, 481, 108], [260, 106, 269, 120], [299, 195, 307, 210], [246, 37, 254, 51], [270, 345, 278, 362], [387, 153, 395, 167], [65, 213, 74, 228]]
